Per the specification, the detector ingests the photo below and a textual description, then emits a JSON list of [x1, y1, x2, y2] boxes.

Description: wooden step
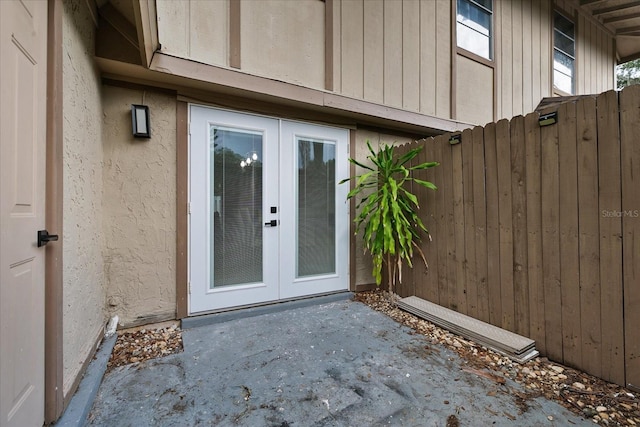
[[398, 296, 539, 363]]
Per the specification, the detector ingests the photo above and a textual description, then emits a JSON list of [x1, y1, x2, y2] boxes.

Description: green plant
[[340, 141, 439, 296]]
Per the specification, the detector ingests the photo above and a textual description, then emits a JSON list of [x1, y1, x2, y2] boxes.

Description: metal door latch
[[264, 220, 277, 227], [37, 230, 59, 247]]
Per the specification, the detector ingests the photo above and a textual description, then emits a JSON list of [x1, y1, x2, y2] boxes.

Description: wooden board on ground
[[398, 296, 538, 363]]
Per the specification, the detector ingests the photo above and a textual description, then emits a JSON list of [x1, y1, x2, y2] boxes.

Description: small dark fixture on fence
[[131, 104, 151, 138], [449, 134, 462, 145], [538, 111, 558, 127]]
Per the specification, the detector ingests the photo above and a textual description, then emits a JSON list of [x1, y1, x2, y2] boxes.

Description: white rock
[[596, 406, 607, 412], [551, 365, 564, 374], [572, 382, 586, 390]]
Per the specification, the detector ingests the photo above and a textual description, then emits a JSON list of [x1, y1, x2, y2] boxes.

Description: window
[[554, 11, 575, 94], [457, 0, 493, 60]]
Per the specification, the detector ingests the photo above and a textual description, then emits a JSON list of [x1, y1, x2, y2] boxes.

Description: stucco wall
[[62, 0, 106, 396], [102, 85, 176, 327]]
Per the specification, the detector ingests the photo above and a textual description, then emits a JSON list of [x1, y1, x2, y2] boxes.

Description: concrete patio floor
[[87, 295, 591, 426]]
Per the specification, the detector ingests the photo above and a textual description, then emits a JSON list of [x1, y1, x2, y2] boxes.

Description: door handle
[[37, 230, 59, 247], [264, 220, 277, 227]]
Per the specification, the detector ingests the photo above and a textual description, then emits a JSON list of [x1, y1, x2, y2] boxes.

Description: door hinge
[[188, 281, 191, 294], [188, 121, 191, 136], [187, 202, 191, 215]]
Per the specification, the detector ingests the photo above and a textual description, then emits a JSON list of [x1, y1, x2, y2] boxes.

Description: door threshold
[[182, 291, 352, 330]]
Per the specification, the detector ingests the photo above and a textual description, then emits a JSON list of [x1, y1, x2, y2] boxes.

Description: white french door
[[189, 106, 349, 314]]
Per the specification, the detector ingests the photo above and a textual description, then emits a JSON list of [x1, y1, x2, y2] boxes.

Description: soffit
[[579, 0, 640, 62]]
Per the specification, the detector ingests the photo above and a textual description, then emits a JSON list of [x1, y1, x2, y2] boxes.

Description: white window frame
[[456, 0, 494, 61], [553, 10, 576, 95]]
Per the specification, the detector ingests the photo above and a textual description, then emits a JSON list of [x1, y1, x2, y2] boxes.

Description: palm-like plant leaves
[[341, 140, 439, 294]]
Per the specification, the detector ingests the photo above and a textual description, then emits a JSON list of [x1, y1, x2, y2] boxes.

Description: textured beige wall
[[353, 129, 414, 287], [62, 0, 106, 396], [102, 86, 176, 327]]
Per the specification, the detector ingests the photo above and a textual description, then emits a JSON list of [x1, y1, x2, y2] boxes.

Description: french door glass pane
[[210, 125, 263, 288], [297, 138, 336, 277]]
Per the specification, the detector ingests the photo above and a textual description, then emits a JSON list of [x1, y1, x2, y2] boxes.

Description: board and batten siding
[[494, 0, 554, 121], [155, 0, 616, 126], [338, 0, 452, 118], [156, 0, 325, 90]]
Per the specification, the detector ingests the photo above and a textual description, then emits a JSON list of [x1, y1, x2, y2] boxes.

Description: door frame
[[45, 0, 64, 422], [176, 104, 353, 317]]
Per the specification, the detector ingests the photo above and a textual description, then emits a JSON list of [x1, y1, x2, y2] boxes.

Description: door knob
[[264, 220, 277, 227], [37, 230, 59, 247]]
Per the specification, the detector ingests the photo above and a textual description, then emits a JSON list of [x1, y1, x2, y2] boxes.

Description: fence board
[[416, 139, 437, 301], [484, 122, 502, 325], [540, 112, 563, 361], [396, 142, 413, 297], [435, 135, 451, 309], [404, 141, 416, 298], [425, 138, 439, 301], [472, 126, 489, 323], [620, 85, 640, 391], [416, 138, 441, 303], [596, 90, 624, 385], [524, 112, 545, 354], [442, 134, 457, 310], [462, 128, 477, 318], [510, 115, 529, 337], [425, 139, 444, 302], [452, 136, 467, 313], [496, 119, 514, 330], [576, 96, 602, 378], [557, 101, 582, 369]]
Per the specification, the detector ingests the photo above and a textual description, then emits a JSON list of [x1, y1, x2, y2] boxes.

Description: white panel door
[[189, 107, 280, 313], [0, 1, 47, 426], [279, 121, 349, 299], [189, 107, 349, 314]]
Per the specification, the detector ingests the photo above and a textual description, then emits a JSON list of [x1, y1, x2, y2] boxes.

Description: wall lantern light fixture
[[449, 134, 462, 145], [131, 104, 151, 138]]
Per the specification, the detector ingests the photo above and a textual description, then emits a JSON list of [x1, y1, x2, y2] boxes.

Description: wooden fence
[[397, 85, 639, 389]]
